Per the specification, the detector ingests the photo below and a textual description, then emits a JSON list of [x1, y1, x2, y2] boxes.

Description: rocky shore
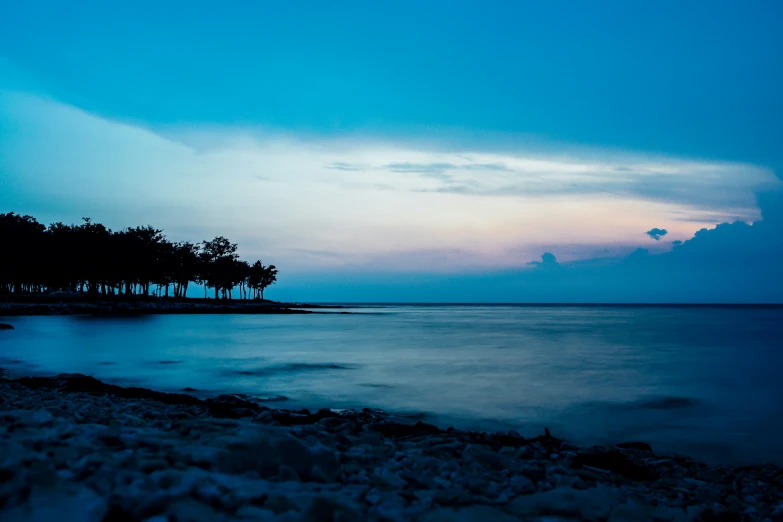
[[1, 374, 782, 521]]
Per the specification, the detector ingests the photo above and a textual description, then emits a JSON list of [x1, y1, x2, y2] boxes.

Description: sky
[[1, 1, 782, 302]]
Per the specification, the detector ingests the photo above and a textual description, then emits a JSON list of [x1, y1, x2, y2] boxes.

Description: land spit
[[0, 297, 341, 316], [0, 373, 782, 521]]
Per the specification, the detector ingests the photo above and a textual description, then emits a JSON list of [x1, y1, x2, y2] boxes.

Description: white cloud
[[1, 90, 779, 271]]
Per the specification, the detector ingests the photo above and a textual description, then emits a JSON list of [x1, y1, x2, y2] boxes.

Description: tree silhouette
[[247, 261, 278, 300], [201, 236, 239, 300], [0, 213, 46, 293], [171, 242, 201, 298], [0, 212, 279, 301]]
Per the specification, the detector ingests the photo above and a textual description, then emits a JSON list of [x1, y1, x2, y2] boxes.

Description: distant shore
[[1, 371, 781, 520], [0, 294, 345, 316]]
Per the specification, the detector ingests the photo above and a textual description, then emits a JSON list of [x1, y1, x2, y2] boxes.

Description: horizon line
[[311, 302, 783, 308]]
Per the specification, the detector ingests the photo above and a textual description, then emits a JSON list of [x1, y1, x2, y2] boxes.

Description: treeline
[[0, 212, 277, 300]]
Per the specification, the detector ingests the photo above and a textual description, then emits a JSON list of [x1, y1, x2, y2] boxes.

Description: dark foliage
[[0, 212, 278, 300]]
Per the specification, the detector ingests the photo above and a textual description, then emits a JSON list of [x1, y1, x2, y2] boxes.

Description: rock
[[419, 505, 519, 521], [509, 485, 625, 520], [699, 508, 743, 521], [16, 373, 202, 407], [273, 409, 340, 426], [373, 468, 407, 489], [616, 442, 653, 452], [488, 433, 527, 448], [205, 394, 262, 418], [303, 495, 359, 522], [520, 464, 547, 484], [609, 500, 696, 522], [461, 445, 508, 470], [571, 451, 659, 481], [509, 474, 536, 494], [234, 506, 278, 521], [277, 437, 314, 478], [0, 324, 14, 330], [167, 498, 224, 522], [374, 421, 441, 438], [0, 484, 108, 522], [142, 517, 169, 522], [278, 465, 301, 482], [212, 438, 280, 475]]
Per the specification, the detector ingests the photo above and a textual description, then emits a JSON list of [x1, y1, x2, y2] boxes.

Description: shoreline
[[0, 296, 346, 316], [1, 372, 781, 520]]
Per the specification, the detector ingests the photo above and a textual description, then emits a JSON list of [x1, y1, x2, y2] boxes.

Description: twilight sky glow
[[1, 1, 782, 302]]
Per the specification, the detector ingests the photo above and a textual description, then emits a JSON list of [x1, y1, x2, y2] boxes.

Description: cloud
[[645, 228, 668, 241], [528, 252, 560, 269], [1, 89, 780, 278], [277, 194, 783, 303], [383, 162, 456, 173], [460, 163, 514, 172], [325, 162, 365, 171]]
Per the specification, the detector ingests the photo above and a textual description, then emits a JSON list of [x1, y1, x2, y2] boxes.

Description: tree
[[232, 260, 251, 300], [201, 236, 239, 299], [248, 261, 278, 300], [171, 242, 201, 298], [124, 225, 166, 296], [0, 211, 279, 301], [0, 213, 46, 293], [259, 264, 278, 300]]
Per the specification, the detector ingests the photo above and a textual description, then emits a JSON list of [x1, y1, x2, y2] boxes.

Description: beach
[[0, 297, 338, 316], [1, 372, 782, 522]]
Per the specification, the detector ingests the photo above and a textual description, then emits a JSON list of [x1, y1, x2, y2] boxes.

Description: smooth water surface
[[2, 305, 782, 465]]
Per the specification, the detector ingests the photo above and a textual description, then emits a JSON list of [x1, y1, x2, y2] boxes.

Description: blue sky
[[1, 1, 782, 302]]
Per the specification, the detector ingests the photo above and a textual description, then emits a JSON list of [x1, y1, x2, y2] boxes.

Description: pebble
[[1, 375, 782, 521]]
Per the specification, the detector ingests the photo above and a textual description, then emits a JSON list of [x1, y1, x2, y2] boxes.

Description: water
[[2, 305, 782, 465]]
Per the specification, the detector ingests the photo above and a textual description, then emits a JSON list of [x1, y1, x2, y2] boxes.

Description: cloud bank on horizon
[[1, 1, 782, 302], [1, 90, 778, 273]]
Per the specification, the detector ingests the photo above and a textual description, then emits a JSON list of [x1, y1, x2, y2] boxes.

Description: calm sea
[[2, 305, 782, 465]]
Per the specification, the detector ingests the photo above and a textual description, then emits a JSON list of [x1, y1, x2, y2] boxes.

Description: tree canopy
[[0, 212, 278, 300]]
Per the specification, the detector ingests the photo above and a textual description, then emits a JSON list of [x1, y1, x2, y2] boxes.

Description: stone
[[461, 445, 508, 470], [214, 439, 280, 475], [234, 506, 278, 521], [0, 485, 108, 522], [509, 474, 536, 494], [374, 421, 441, 438], [509, 485, 625, 520], [303, 495, 359, 522], [278, 437, 315, 478], [571, 451, 659, 481], [418, 505, 519, 521], [616, 442, 654, 452], [698, 508, 743, 522], [278, 465, 301, 482], [167, 498, 225, 522], [373, 468, 407, 489]]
